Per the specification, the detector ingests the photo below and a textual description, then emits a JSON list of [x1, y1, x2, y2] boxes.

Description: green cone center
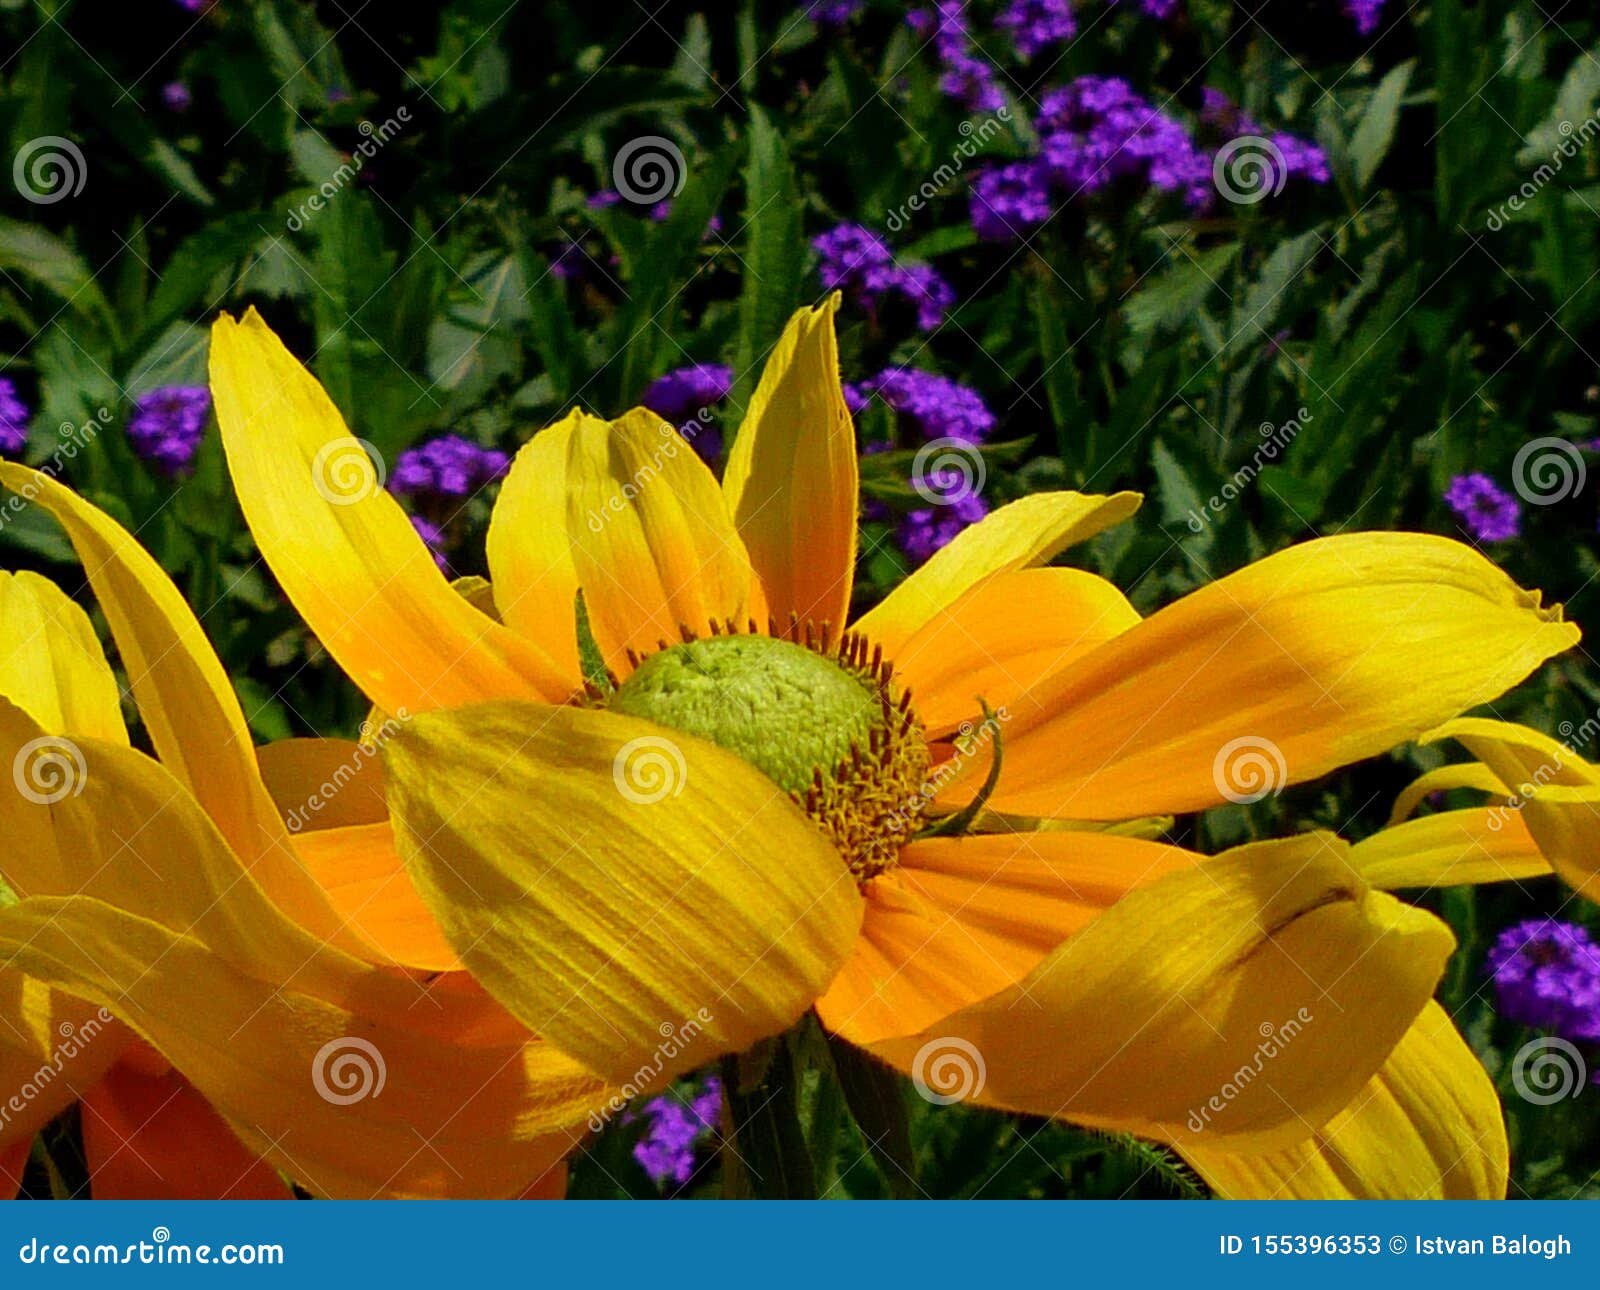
[[610, 635, 882, 793]]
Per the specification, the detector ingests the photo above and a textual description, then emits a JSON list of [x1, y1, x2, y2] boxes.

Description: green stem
[[719, 1040, 817, 1199]]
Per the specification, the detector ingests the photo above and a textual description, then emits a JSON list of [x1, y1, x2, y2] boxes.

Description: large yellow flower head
[[207, 299, 1578, 1198]]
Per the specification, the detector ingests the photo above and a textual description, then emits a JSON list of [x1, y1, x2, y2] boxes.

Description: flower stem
[[719, 1040, 817, 1199]]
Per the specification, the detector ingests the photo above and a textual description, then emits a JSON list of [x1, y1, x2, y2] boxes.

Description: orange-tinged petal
[[83, 1059, 292, 1199], [1181, 1002, 1506, 1198], [0, 1137, 25, 1197], [256, 736, 388, 831], [892, 567, 1139, 736], [975, 533, 1578, 818], [0, 977, 125, 1149], [722, 298, 857, 631], [1351, 809, 1552, 890], [517, 1161, 568, 1200], [855, 491, 1141, 658], [210, 309, 569, 713], [0, 570, 126, 742], [383, 701, 862, 1085], [864, 835, 1453, 1152], [816, 831, 1197, 1046]]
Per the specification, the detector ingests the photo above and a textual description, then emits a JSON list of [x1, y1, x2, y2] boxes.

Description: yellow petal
[[209, 309, 570, 713], [0, 726, 608, 1199], [1182, 1002, 1506, 1198], [1352, 809, 1551, 889], [722, 298, 857, 631], [383, 701, 863, 1084], [1425, 718, 1600, 900], [978, 534, 1578, 818], [0, 977, 126, 1148], [256, 736, 388, 831], [864, 834, 1453, 1151], [0, 469, 366, 954], [816, 831, 1197, 1046], [0, 570, 126, 742], [855, 491, 1141, 658], [891, 567, 1139, 736], [1389, 761, 1511, 824]]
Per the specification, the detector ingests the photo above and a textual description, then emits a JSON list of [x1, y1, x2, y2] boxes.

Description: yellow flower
[[210, 300, 1577, 1198], [0, 466, 602, 1197]]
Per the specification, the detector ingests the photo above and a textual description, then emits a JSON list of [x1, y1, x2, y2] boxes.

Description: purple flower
[[798, 0, 864, 23], [813, 223, 894, 290], [1111, 0, 1180, 16], [389, 433, 509, 498], [0, 378, 30, 458], [161, 81, 192, 112], [908, 2, 1005, 113], [996, 0, 1076, 59], [410, 515, 449, 572], [632, 1076, 722, 1188], [1444, 472, 1521, 542], [1489, 920, 1600, 1044], [813, 223, 956, 332], [858, 368, 996, 443], [641, 363, 734, 464], [969, 160, 1054, 240], [126, 385, 210, 474], [1344, 0, 1386, 35], [899, 486, 989, 562]]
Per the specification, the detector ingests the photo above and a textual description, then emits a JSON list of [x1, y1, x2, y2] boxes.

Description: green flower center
[[608, 629, 931, 882]]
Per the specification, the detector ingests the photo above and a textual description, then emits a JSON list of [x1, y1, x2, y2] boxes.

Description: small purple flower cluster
[[0, 378, 30, 458], [850, 367, 996, 443], [162, 81, 192, 112], [125, 385, 211, 474], [1115, 0, 1180, 18], [813, 223, 956, 331], [410, 516, 449, 572], [1344, 0, 1387, 35], [908, 2, 1006, 113], [798, 0, 864, 24], [1489, 920, 1600, 1051], [631, 1076, 723, 1188], [996, 0, 1076, 59], [1444, 472, 1521, 543], [1198, 89, 1332, 185], [641, 363, 735, 462], [389, 434, 510, 499], [901, 487, 990, 563]]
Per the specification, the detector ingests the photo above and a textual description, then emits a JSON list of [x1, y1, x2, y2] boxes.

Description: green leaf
[[1349, 60, 1414, 190], [826, 1032, 917, 1199], [731, 104, 804, 425]]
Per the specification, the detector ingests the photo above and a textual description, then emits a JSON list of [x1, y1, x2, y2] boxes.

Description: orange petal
[[83, 1060, 291, 1199], [257, 736, 388, 830], [722, 298, 857, 631], [0, 1137, 26, 1198], [517, 1161, 569, 1200], [816, 831, 1198, 1046]]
